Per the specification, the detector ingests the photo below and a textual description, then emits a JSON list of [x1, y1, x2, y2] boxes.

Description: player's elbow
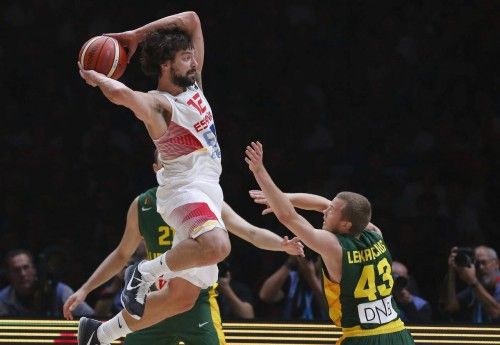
[[180, 11, 201, 32], [275, 210, 296, 226], [106, 85, 129, 105], [187, 11, 201, 27]]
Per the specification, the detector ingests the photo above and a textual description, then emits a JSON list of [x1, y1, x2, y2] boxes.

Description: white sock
[[97, 312, 131, 343], [138, 252, 172, 279]]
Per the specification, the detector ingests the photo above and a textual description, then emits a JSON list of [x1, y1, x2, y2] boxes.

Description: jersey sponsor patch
[[357, 295, 397, 324]]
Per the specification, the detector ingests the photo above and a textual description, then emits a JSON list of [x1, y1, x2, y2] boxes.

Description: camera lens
[[393, 276, 408, 291]]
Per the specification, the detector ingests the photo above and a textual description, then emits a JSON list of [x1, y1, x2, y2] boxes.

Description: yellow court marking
[[225, 329, 342, 335], [408, 325, 500, 331], [226, 336, 338, 341], [415, 341, 500, 344], [224, 322, 335, 329], [411, 332, 500, 338]]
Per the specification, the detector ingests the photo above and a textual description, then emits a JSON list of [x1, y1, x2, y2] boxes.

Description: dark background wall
[[1, 0, 498, 320]]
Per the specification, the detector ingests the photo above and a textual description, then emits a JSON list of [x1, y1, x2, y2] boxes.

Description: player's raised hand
[[249, 190, 273, 215], [105, 30, 139, 63], [281, 236, 305, 257], [249, 190, 267, 204], [78, 61, 103, 87], [245, 141, 264, 173]]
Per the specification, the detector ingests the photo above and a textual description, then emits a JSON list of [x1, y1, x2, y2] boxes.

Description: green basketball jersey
[[322, 230, 407, 338], [138, 187, 176, 261]]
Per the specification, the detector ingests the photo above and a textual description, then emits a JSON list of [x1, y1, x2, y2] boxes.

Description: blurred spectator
[[92, 274, 124, 318], [392, 261, 432, 323], [216, 260, 255, 320], [440, 246, 500, 323], [92, 246, 146, 317], [259, 254, 327, 320], [0, 249, 94, 317]]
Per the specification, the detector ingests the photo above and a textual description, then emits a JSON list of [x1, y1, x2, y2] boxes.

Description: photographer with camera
[[441, 246, 500, 323], [0, 249, 94, 317], [259, 253, 327, 320], [392, 261, 432, 323], [216, 260, 255, 319]]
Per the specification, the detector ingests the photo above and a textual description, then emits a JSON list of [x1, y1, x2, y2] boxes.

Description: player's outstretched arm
[[250, 190, 383, 236], [245, 142, 339, 258], [250, 190, 330, 214], [62, 198, 143, 320], [78, 62, 172, 126], [222, 202, 304, 256]]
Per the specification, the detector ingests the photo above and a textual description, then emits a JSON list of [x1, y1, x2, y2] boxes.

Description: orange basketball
[[78, 36, 127, 80]]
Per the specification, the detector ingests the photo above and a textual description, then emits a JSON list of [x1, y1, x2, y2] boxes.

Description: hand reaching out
[[245, 141, 264, 173], [105, 30, 139, 63], [281, 236, 304, 257], [63, 288, 88, 320], [249, 190, 273, 215]]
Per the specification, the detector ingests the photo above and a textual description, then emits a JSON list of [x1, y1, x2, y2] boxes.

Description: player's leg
[[123, 278, 200, 330], [178, 288, 226, 345], [142, 201, 231, 273], [163, 227, 231, 269], [78, 278, 200, 345], [124, 283, 224, 345], [122, 202, 230, 319]]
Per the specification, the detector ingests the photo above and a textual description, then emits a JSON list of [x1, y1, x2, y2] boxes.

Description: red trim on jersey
[[154, 121, 203, 160]]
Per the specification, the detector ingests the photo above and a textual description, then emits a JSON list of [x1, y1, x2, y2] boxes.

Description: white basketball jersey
[[151, 84, 223, 221]]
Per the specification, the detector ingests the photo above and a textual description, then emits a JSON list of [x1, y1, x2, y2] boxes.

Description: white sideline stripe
[[79, 36, 101, 67], [107, 38, 120, 78]]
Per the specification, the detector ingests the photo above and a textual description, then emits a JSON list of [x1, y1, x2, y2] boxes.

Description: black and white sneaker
[[78, 317, 107, 345], [120, 261, 155, 320]]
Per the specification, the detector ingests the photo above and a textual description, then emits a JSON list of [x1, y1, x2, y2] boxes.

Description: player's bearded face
[[170, 49, 197, 87], [171, 66, 196, 87]]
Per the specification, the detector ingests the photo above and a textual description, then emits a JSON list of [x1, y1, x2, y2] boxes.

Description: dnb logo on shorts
[[357, 296, 397, 324]]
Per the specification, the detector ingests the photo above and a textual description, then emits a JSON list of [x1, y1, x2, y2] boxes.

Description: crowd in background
[[0, 1, 498, 322]]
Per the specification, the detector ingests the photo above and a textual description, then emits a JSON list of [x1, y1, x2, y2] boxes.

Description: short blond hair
[[336, 191, 372, 235]]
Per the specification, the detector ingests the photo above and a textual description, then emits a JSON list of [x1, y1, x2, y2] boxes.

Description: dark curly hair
[[140, 28, 193, 79]]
